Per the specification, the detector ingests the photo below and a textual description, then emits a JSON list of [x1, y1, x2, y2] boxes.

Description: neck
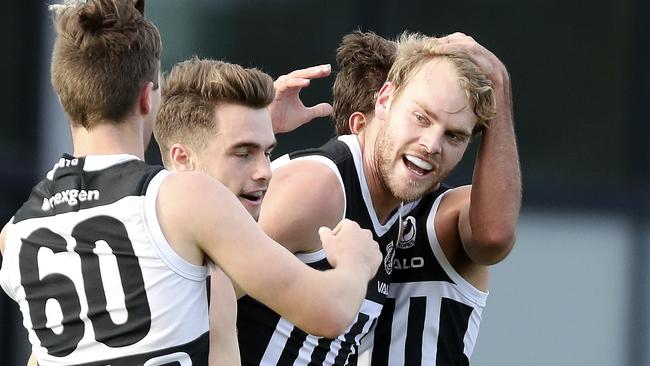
[[357, 127, 402, 225], [70, 116, 147, 160]]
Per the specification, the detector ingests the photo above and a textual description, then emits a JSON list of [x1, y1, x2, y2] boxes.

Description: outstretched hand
[[270, 64, 334, 134]]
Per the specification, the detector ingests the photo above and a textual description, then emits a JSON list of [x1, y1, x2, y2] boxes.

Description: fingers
[[318, 226, 333, 240], [285, 64, 332, 80], [275, 77, 311, 91], [434, 33, 481, 54], [275, 64, 331, 89], [307, 102, 333, 119]]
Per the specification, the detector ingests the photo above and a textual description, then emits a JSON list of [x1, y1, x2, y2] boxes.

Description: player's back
[[0, 154, 211, 366]]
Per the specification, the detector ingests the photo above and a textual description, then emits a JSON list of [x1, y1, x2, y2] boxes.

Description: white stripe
[[463, 306, 484, 359], [338, 135, 402, 236], [83, 154, 140, 171], [142, 170, 210, 281], [425, 190, 489, 306], [295, 249, 326, 264], [383, 281, 485, 365], [387, 294, 411, 366], [260, 299, 383, 365]]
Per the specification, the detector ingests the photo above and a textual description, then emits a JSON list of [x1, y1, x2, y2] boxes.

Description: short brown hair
[[332, 31, 396, 135], [388, 32, 496, 132], [155, 57, 275, 166], [50, 0, 161, 129]]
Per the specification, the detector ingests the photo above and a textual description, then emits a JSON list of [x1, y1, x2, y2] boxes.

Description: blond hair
[[388, 32, 496, 132], [50, 0, 161, 129], [155, 57, 275, 166]]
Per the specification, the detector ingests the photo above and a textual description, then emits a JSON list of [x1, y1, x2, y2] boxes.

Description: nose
[[252, 155, 272, 183], [420, 125, 444, 156]]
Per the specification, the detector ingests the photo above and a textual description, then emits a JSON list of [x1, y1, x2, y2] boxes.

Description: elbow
[[470, 227, 516, 265], [314, 321, 349, 340], [300, 303, 356, 339]]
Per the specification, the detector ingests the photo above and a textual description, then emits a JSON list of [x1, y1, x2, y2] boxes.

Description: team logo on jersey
[[384, 241, 395, 274], [397, 216, 417, 249]]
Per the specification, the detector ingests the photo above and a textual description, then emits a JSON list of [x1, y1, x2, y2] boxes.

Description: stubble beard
[[375, 129, 435, 203]]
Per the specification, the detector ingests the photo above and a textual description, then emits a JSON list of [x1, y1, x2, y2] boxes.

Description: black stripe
[[277, 326, 308, 365], [405, 297, 426, 366], [332, 313, 370, 365], [14, 157, 162, 223], [436, 298, 473, 366], [371, 298, 395, 366], [237, 296, 282, 365], [308, 337, 333, 365]]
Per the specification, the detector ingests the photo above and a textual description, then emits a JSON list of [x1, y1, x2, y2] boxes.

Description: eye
[[446, 131, 467, 143], [234, 151, 250, 158], [264, 151, 272, 160], [413, 112, 429, 126]]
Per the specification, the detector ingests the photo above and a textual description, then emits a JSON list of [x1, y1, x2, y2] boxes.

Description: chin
[[391, 180, 432, 202]]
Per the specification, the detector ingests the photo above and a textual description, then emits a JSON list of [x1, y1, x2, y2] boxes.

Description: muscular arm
[[157, 171, 376, 338], [459, 74, 520, 265], [437, 34, 521, 266], [258, 159, 345, 254]]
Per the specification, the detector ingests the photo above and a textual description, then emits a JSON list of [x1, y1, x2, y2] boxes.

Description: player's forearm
[[289, 266, 369, 338], [468, 77, 521, 261]]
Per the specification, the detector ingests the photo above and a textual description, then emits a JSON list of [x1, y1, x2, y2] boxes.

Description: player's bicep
[[436, 186, 473, 249]]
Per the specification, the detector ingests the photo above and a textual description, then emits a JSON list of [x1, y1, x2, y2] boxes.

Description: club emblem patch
[[397, 216, 417, 249]]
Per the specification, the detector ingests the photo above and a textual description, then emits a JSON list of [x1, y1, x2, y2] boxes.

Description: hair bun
[[78, 2, 116, 33]]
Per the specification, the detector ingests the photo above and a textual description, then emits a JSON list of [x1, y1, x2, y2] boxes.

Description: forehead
[[400, 58, 472, 115], [209, 103, 275, 148]]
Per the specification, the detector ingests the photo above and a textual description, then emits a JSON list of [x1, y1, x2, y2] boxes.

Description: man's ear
[[139, 81, 154, 115], [348, 112, 369, 134], [375, 81, 394, 121], [169, 143, 196, 171]]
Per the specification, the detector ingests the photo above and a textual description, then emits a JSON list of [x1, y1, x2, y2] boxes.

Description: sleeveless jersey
[[237, 135, 411, 366], [0, 154, 211, 365], [367, 187, 488, 366]]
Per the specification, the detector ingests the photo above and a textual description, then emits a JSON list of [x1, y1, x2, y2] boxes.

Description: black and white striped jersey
[[237, 135, 409, 366], [366, 188, 488, 366], [0, 154, 211, 366]]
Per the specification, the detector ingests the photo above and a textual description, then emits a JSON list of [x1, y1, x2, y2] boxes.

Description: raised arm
[[157, 171, 380, 338], [436, 33, 521, 265]]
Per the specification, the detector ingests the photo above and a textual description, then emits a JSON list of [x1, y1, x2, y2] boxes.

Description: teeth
[[245, 191, 263, 198], [405, 155, 433, 171]]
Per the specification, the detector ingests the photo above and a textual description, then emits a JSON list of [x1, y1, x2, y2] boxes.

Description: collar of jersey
[[82, 154, 141, 171]]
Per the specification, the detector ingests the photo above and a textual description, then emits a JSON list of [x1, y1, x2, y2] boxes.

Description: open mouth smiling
[[403, 154, 434, 177]]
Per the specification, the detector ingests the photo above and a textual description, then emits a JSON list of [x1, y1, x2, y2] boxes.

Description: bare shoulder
[[156, 171, 237, 265], [260, 159, 345, 253], [271, 159, 345, 213]]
